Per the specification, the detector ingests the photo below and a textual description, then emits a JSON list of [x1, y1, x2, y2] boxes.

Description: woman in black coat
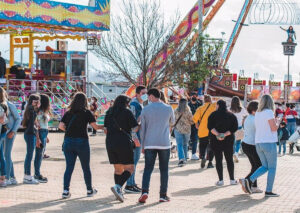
[[208, 100, 238, 186]]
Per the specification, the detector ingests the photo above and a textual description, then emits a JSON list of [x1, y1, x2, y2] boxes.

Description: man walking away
[[124, 85, 147, 193], [0, 52, 6, 79], [188, 92, 202, 160], [138, 88, 175, 203]]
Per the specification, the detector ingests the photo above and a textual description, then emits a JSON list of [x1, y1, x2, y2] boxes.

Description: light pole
[[282, 41, 297, 103]]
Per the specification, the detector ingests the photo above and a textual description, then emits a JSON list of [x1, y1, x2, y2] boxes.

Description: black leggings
[[199, 137, 214, 162], [241, 142, 261, 187], [212, 143, 234, 181]]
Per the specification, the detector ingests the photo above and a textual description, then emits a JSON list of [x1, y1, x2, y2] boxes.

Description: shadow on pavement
[[204, 194, 268, 212], [172, 185, 230, 197]]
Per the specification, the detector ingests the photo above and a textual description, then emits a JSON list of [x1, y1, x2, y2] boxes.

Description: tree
[[93, 0, 181, 87], [173, 34, 224, 91]]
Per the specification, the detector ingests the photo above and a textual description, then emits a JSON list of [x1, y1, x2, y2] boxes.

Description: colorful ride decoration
[[238, 77, 251, 92], [269, 81, 282, 101], [0, 0, 110, 33], [250, 80, 266, 100], [126, 0, 226, 97]]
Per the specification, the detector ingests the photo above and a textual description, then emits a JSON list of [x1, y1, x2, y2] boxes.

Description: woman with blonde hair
[[242, 95, 280, 197], [173, 98, 194, 167]]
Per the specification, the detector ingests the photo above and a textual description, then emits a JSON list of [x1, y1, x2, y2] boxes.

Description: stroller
[[287, 128, 300, 154]]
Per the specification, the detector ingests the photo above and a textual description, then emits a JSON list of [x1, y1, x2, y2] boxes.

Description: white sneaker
[[191, 154, 200, 160], [0, 180, 7, 187], [216, 180, 224, 186], [252, 187, 263, 193], [5, 179, 12, 185], [23, 175, 39, 184], [233, 153, 239, 163], [10, 178, 18, 185], [230, 180, 238, 185]]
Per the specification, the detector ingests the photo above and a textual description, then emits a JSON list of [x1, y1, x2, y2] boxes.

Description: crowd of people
[[0, 84, 299, 202]]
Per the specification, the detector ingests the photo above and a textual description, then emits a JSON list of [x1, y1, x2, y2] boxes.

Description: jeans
[[174, 129, 190, 161], [287, 122, 297, 135], [0, 133, 6, 176], [127, 146, 141, 186], [24, 134, 37, 175], [190, 125, 198, 154], [242, 142, 261, 187], [199, 137, 214, 162], [63, 137, 92, 191], [3, 134, 16, 179], [34, 129, 48, 176], [142, 149, 170, 194], [250, 143, 277, 192], [278, 140, 286, 154]]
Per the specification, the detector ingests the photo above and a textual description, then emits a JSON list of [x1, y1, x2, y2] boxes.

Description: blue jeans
[[127, 146, 141, 186], [63, 137, 92, 191], [3, 134, 16, 179], [24, 134, 37, 175], [250, 143, 277, 192], [142, 149, 170, 194], [278, 140, 286, 154], [190, 125, 198, 154], [174, 129, 190, 161], [34, 129, 48, 176], [234, 127, 242, 153], [0, 133, 6, 176], [287, 122, 296, 135]]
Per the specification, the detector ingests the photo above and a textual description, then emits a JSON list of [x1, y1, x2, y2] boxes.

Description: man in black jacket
[[0, 52, 6, 78]]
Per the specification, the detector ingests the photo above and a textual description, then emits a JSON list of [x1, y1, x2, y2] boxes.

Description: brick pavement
[[0, 133, 300, 213]]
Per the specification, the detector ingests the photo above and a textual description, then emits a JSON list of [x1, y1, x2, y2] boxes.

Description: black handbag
[[113, 117, 136, 149]]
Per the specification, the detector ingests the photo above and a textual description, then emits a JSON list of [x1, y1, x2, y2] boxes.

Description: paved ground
[[0, 133, 300, 213]]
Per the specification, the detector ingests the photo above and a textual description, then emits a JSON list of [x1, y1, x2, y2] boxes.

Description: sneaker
[[34, 175, 48, 183], [239, 179, 248, 193], [133, 184, 142, 192], [0, 180, 7, 187], [23, 176, 39, 184], [200, 159, 206, 168], [87, 188, 98, 197], [62, 190, 71, 199], [244, 178, 252, 194], [5, 179, 12, 186], [138, 193, 148, 203], [10, 178, 18, 185], [178, 160, 185, 167], [233, 153, 239, 163], [252, 187, 263, 193], [230, 180, 238, 185], [215, 180, 224, 186], [111, 186, 124, 202], [159, 195, 170, 202], [191, 154, 199, 160], [207, 162, 214, 168], [43, 154, 50, 159], [265, 192, 280, 197], [124, 185, 140, 194]]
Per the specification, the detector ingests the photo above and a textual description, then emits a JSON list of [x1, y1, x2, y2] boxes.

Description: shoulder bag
[[171, 113, 183, 138], [113, 117, 136, 149]]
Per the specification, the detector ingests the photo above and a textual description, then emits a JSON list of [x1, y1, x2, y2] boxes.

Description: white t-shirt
[[232, 108, 248, 127], [255, 109, 278, 143]]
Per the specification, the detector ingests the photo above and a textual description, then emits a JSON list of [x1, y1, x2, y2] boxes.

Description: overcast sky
[[1, 0, 299, 82]]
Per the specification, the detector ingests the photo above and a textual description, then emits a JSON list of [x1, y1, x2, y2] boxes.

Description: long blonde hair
[[257, 95, 275, 112]]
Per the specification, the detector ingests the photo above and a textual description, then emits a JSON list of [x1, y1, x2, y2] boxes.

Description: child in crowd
[[277, 122, 289, 156]]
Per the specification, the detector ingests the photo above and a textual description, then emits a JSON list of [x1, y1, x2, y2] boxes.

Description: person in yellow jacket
[[193, 95, 216, 169]]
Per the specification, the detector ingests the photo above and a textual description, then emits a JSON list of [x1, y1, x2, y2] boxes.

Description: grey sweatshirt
[[140, 102, 175, 149]]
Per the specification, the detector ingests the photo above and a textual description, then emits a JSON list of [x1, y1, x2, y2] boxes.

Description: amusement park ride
[[0, 0, 110, 127], [124, 0, 300, 103]]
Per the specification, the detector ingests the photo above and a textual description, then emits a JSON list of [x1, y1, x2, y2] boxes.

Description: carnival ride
[[0, 0, 110, 127], [126, 0, 300, 103]]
